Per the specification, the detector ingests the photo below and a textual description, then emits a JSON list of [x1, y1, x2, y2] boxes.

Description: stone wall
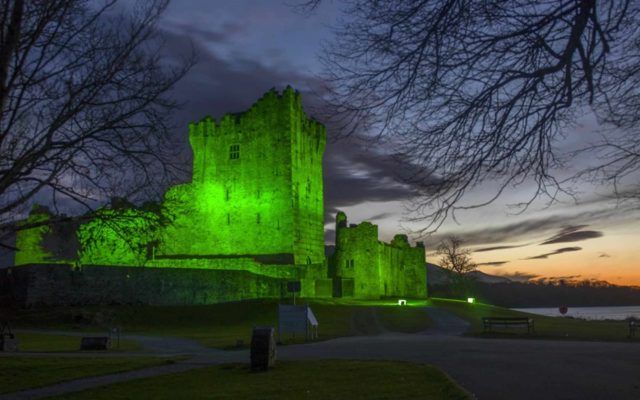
[[0, 264, 289, 307], [331, 212, 427, 299], [379, 235, 427, 298]]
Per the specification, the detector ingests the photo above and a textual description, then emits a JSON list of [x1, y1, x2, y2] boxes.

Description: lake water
[[512, 306, 640, 320]]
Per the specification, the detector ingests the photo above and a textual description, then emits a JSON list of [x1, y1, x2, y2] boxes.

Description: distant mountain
[[469, 269, 513, 284], [427, 262, 512, 285], [427, 262, 640, 307]]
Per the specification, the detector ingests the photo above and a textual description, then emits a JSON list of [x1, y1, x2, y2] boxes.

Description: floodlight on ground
[[398, 299, 407, 306], [467, 297, 475, 304]]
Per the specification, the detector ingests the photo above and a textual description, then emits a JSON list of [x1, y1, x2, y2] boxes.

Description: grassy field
[[8, 297, 634, 347], [6, 299, 432, 349], [0, 357, 179, 395], [16, 331, 141, 352], [432, 298, 636, 341], [49, 360, 470, 400]]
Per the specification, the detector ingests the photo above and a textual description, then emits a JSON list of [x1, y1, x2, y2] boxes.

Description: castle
[[4, 88, 427, 306]]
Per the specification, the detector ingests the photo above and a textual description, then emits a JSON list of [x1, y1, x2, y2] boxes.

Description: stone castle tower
[[158, 87, 326, 265]]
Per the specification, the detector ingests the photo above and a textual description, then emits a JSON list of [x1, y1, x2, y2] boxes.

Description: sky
[[6, 0, 635, 286]]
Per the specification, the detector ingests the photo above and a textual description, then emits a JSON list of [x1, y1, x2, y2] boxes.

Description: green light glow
[[78, 207, 163, 267], [161, 87, 325, 264], [398, 299, 407, 306], [14, 205, 55, 265], [13, 87, 428, 302], [332, 214, 427, 299]]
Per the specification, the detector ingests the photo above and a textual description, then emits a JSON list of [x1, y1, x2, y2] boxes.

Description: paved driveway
[[279, 333, 640, 400]]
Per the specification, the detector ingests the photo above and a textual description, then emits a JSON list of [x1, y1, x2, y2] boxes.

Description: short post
[[110, 327, 121, 349], [0, 322, 19, 352], [287, 281, 301, 305], [250, 327, 276, 371]]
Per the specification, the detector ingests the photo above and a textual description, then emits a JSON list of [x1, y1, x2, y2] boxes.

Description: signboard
[[287, 281, 301, 293], [307, 307, 318, 327], [278, 304, 319, 340], [278, 305, 308, 334]]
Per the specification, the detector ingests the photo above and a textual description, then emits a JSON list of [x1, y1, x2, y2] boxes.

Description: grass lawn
[[50, 360, 470, 400], [6, 299, 432, 349], [0, 356, 179, 395], [16, 332, 141, 352], [432, 298, 635, 341]]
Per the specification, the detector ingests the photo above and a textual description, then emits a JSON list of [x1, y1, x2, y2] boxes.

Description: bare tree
[[436, 235, 477, 296], [302, 0, 640, 231], [0, 0, 193, 243]]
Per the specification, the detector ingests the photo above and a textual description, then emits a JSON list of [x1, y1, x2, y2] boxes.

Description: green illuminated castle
[[8, 87, 427, 305], [160, 87, 325, 265]]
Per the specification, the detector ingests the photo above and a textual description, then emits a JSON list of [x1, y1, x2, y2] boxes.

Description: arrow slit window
[[229, 144, 240, 160]]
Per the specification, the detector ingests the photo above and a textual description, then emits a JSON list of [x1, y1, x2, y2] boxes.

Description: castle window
[[351, 259, 355, 268], [256, 213, 261, 224], [225, 188, 230, 201], [229, 144, 240, 160], [227, 213, 230, 225]]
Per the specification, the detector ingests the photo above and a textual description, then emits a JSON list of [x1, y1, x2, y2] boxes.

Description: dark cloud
[[474, 244, 527, 253], [323, 142, 422, 222], [367, 212, 396, 221], [531, 275, 583, 284], [166, 21, 246, 44], [525, 247, 582, 260], [492, 271, 539, 282], [430, 205, 635, 249], [477, 261, 509, 266], [540, 225, 603, 245], [324, 228, 336, 243], [161, 29, 314, 129], [599, 252, 612, 258]]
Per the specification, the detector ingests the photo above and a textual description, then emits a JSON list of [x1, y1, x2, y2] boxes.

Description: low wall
[[0, 264, 290, 307]]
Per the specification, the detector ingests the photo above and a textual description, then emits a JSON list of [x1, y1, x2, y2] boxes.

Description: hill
[[427, 263, 640, 307], [427, 263, 512, 285]]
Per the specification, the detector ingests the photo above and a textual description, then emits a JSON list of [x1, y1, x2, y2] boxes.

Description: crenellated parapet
[[188, 86, 326, 185]]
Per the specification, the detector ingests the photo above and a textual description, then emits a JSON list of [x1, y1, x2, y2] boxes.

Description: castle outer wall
[[331, 212, 427, 299], [0, 264, 287, 307]]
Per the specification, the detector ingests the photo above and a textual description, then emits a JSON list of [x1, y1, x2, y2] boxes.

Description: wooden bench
[[630, 321, 637, 338], [80, 336, 110, 350], [483, 317, 535, 334]]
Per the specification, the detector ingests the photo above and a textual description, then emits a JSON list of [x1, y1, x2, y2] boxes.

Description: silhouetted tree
[[298, 0, 640, 231], [0, 0, 193, 245], [436, 235, 477, 296]]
